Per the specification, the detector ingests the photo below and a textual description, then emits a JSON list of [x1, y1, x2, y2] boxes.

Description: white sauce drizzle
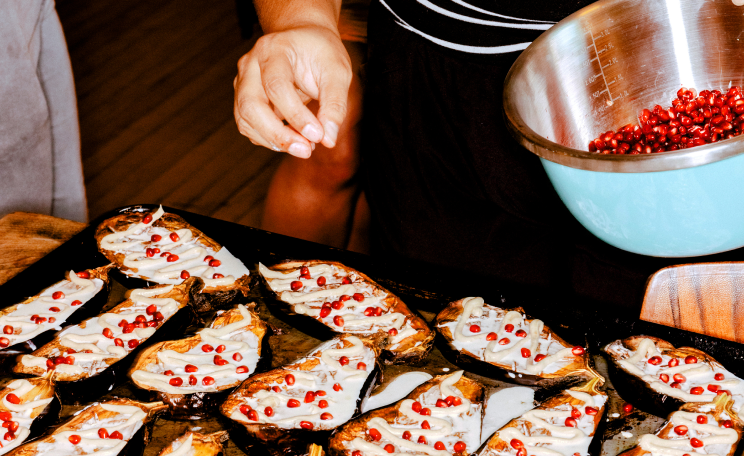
[[348, 371, 482, 456], [20, 286, 182, 379], [131, 305, 261, 394], [259, 263, 422, 348], [0, 380, 54, 455], [439, 298, 576, 376], [165, 434, 194, 456], [638, 410, 738, 456], [100, 206, 249, 288], [229, 336, 376, 430], [486, 389, 607, 456]]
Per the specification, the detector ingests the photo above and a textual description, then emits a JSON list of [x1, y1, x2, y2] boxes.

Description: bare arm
[[235, 0, 350, 157]]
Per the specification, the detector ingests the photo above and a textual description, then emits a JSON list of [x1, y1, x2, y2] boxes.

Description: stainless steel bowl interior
[[504, 0, 744, 172]]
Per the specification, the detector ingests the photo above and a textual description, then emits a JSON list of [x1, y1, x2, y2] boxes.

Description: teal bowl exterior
[[541, 154, 744, 257]]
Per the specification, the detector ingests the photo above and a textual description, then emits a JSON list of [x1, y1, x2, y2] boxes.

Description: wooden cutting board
[[0, 212, 85, 286], [641, 262, 744, 344]]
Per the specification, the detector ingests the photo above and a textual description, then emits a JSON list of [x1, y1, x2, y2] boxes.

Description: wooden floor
[[56, 0, 280, 227]]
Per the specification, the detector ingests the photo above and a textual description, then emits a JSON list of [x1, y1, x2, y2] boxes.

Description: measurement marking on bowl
[[585, 27, 629, 113]]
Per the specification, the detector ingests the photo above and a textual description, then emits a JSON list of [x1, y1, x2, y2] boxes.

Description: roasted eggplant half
[[618, 393, 743, 456], [0, 374, 59, 454], [95, 205, 251, 313], [258, 261, 433, 364], [221, 333, 382, 456], [328, 370, 485, 456], [435, 297, 601, 389], [478, 378, 607, 456], [2, 398, 166, 456], [0, 264, 114, 368], [157, 431, 228, 456], [129, 303, 269, 419], [603, 336, 744, 417], [12, 279, 199, 404]]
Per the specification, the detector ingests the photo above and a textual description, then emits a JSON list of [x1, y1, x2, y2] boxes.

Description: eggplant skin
[[94, 209, 251, 311], [602, 335, 735, 417], [259, 260, 434, 365], [435, 298, 601, 388], [327, 372, 485, 456]]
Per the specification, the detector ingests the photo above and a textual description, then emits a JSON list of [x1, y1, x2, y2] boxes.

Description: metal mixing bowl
[[503, 0, 744, 257]]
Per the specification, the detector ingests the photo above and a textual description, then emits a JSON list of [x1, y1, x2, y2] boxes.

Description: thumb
[[316, 70, 352, 148]]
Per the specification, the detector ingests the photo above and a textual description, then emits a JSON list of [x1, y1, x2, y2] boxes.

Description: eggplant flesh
[[603, 336, 744, 418], [258, 261, 434, 365], [0, 265, 114, 370], [222, 335, 382, 456], [435, 298, 600, 389]]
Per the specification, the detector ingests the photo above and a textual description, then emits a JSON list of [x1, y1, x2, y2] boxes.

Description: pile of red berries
[[589, 86, 744, 154]]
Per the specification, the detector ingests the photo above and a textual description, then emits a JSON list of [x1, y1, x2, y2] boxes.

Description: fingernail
[[301, 124, 323, 143], [288, 143, 311, 158], [323, 121, 339, 147]]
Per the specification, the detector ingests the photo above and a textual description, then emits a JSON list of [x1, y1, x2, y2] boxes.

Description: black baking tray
[[2, 204, 744, 456]]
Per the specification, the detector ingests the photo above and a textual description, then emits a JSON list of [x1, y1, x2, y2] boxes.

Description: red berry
[[204, 255, 213, 263], [3, 326, 12, 335], [521, 348, 531, 358], [585, 406, 598, 415], [368, 428, 381, 441], [697, 415, 708, 424], [411, 401, 422, 413], [0, 412, 11, 422], [571, 408, 581, 419], [510, 439, 524, 449], [151, 234, 161, 242], [98, 429, 109, 439], [715, 373, 725, 381], [388, 328, 398, 336], [486, 332, 497, 341], [353, 293, 365, 302], [685, 355, 698, 364], [690, 386, 704, 395], [0, 338, 9, 348], [68, 435, 81, 444], [209, 259, 221, 267], [4, 394, 19, 405], [722, 420, 733, 428], [339, 356, 349, 366], [434, 442, 445, 450], [128, 339, 139, 349], [534, 354, 547, 362], [316, 276, 326, 286], [498, 338, 510, 345], [417, 436, 427, 444], [169, 378, 183, 387], [671, 382, 682, 389], [319, 307, 331, 318], [673, 373, 686, 383], [188, 375, 197, 386], [402, 431, 411, 440], [102, 328, 114, 339], [333, 383, 342, 391], [239, 404, 251, 415], [52, 291, 64, 300], [623, 403, 634, 413], [318, 400, 328, 408], [185, 364, 198, 373], [76, 271, 91, 279], [71, 300, 82, 306], [167, 254, 179, 262], [572, 346, 585, 356], [515, 329, 527, 337], [436, 399, 448, 408], [285, 374, 295, 385], [454, 441, 467, 452], [232, 352, 243, 361], [236, 366, 249, 374], [504, 324, 514, 333], [420, 408, 431, 416], [669, 358, 680, 367], [690, 438, 703, 448], [142, 214, 153, 224], [203, 376, 215, 386], [247, 410, 258, 421], [565, 417, 577, 427], [331, 301, 343, 310], [290, 281, 303, 291], [357, 362, 366, 370], [170, 232, 180, 242], [114, 338, 123, 347], [659, 373, 669, 383], [287, 399, 300, 408], [49, 307, 60, 313], [110, 431, 123, 439], [304, 391, 315, 403], [647, 356, 662, 365], [708, 384, 719, 392], [180, 270, 190, 279], [470, 324, 481, 333], [342, 276, 352, 284], [421, 420, 430, 429], [333, 315, 344, 327], [216, 345, 226, 353], [674, 425, 688, 435], [321, 412, 333, 421], [264, 406, 274, 417], [202, 344, 214, 353]]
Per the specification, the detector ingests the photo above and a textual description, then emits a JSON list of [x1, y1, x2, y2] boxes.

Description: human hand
[[234, 25, 352, 158]]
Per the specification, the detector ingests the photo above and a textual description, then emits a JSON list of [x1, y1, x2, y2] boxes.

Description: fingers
[[316, 62, 352, 148], [234, 54, 314, 158], [259, 53, 324, 143]]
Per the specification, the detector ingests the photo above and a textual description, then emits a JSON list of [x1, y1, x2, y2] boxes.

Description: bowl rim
[[502, 0, 744, 173]]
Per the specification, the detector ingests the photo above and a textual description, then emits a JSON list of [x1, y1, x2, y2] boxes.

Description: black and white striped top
[[379, 0, 595, 54]]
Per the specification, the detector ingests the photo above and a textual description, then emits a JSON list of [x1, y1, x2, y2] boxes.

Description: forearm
[[254, 0, 342, 35]]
